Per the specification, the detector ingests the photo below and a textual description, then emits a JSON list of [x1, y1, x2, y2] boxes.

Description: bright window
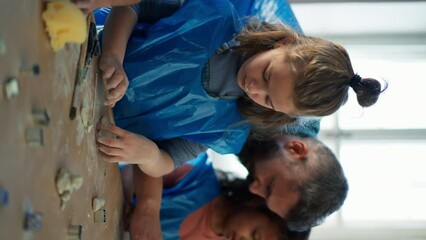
[[341, 140, 426, 222], [311, 45, 426, 240], [322, 46, 426, 130], [314, 43, 426, 240], [291, 2, 426, 239]]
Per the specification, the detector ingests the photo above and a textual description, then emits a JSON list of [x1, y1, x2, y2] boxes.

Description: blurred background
[[213, 1, 426, 239]]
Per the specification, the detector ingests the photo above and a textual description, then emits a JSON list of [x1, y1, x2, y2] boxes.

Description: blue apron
[[160, 153, 221, 240], [119, 153, 220, 240], [95, 0, 302, 154], [229, 0, 302, 33], [98, 0, 250, 154]]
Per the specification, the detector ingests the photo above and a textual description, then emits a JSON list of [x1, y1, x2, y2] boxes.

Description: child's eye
[[265, 95, 274, 109], [265, 96, 271, 107], [263, 69, 269, 83], [263, 63, 271, 82]]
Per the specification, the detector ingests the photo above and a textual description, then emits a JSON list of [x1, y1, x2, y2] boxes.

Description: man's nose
[[249, 179, 265, 198]]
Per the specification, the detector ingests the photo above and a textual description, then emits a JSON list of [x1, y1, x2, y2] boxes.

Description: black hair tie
[[349, 74, 362, 88]]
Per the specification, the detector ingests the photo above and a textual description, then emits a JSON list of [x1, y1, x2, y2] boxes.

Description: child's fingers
[[98, 150, 123, 163], [105, 80, 128, 106], [104, 101, 116, 108], [100, 63, 115, 80], [107, 71, 126, 90], [104, 96, 120, 107], [97, 142, 124, 156], [103, 100, 116, 107], [96, 135, 123, 148], [97, 123, 128, 137], [107, 79, 128, 100]]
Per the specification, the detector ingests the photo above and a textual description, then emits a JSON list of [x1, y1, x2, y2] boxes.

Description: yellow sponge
[[42, 2, 87, 51]]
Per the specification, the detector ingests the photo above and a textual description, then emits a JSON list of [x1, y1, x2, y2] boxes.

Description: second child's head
[[236, 20, 386, 128], [219, 178, 288, 240], [222, 205, 287, 240]]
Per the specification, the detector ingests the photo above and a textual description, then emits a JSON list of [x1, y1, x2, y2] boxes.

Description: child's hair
[[235, 19, 386, 129], [219, 175, 288, 240]]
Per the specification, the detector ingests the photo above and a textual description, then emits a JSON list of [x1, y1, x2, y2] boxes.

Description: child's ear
[[285, 140, 308, 160]]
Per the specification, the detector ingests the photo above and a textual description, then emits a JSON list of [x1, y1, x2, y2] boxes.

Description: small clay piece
[[24, 211, 43, 231], [92, 197, 105, 212], [80, 105, 93, 133], [20, 64, 41, 76], [60, 200, 67, 211], [94, 208, 106, 223], [56, 168, 71, 195], [26, 128, 44, 147], [32, 109, 50, 126], [61, 191, 71, 202], [0, 35, 6, 56], [4, 77, 19, 99], [67, 225, 82, 240], [55, 168, 83, 210], [98, 116, 116, 139], [71, 176, 83, 190], [0, 187, 8, 207], [56, 168, 72, 210]]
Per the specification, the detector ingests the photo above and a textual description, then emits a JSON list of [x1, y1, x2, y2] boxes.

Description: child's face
[[222, 208, 282, 240], [237, 47, 297, 117]]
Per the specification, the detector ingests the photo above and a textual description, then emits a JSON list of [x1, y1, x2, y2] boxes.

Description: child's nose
[[248, 79, 267, 95]]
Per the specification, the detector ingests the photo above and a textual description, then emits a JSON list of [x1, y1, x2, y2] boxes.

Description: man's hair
[[238, 135, 348, 232], [286, 137, 348, 231]]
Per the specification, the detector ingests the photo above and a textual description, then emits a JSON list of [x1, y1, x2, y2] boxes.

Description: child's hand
[[130, 204, 162, 240], [96, 124, 158, 165], [99, 54, 129, 107]]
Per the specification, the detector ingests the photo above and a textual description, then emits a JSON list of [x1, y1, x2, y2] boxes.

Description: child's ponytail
[[349, 75, 387, 107]]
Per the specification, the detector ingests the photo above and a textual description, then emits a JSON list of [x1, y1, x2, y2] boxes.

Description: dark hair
[[237, 135, 348, 232], [350, 77, 385, 107], [235, 19, 386, 128], [237, 137, 281, 170], [285, 137, 348, 231], [219, 174, 288, 240]]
